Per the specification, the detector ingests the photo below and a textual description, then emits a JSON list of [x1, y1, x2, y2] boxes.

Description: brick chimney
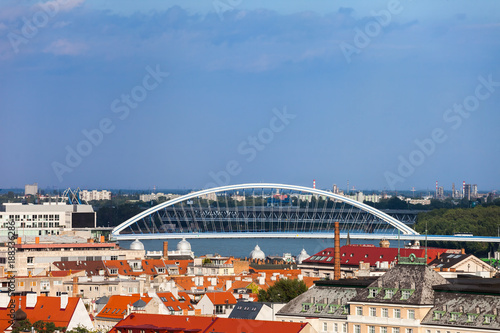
[[334, 221, 341, 280], [163, 241, 169, 259], [72, 277, 78, 297]]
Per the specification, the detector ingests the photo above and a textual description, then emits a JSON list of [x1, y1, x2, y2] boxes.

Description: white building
[[25, 183, 38, 196], [140, 192, 180, 202], [0, 202, 96, 237], [80, 190, 111, 201]]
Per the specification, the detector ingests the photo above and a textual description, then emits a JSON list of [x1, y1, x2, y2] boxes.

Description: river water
[[118, 237, 397, 259]]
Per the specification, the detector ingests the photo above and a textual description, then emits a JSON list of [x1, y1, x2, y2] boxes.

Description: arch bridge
[[111, 183, 420, 240]]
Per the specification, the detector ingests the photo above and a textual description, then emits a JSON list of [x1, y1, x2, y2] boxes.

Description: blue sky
[[0, 0, 499, 191]]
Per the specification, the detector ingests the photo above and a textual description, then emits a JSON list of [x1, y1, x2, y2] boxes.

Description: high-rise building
[[452, 183, 455, 199], [472, 184, 478, 198], [25, 183, 38, 196], [438, 186, 444, 198], [464, 184, 471, 201], [332, 184, 338, 194]]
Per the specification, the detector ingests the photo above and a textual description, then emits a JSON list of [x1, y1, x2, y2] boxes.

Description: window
[[356, 306, 363, 315], [368, 326, 375, 333], [401, 290, 414, 300], [382, 308, 389, 318], [316, 304, 325, 312], [406, 329, 413, 333], [302, 304, 311, 312], [381, 327, 387, 333], [408, 309, 415, 319], [323, 323, 328, 332], [467, 313, 478, 322], [334, 323, 338, 332], [450, 313, 460, 322], [27, 257, 34, 264], [369, 288, 379, 298], [354, 325, 361, 333], [343, 323, 347, 333], [394, 309, 401, 319], [18, 282, 24, 287], [370, 307, 376, 317], [426, 330, 431, 333], [111, 256, 118, 260], [433, 311, 444, 320], [484, 315, 495, 324], [385, 289, 395, 299]]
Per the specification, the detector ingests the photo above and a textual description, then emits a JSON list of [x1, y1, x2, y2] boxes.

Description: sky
[[0, 0, 499, 192]]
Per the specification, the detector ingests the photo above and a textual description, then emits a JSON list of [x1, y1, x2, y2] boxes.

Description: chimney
[[72, 277, 78, 297], [17, 237, 22, 245], [26, 292, 37, 308], [461, 248, 465, 255], [100, 235, 105, 243], [334, 221, 341, 280], [35, 237, 40, 244], [0, 292, 9, 308], [313, 180, 316, 189], [60, 292, 69, 309], [163, 241, 169, 259]]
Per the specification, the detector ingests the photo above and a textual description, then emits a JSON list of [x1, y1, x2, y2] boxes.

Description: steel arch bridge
[[111, 183, 419, 240]]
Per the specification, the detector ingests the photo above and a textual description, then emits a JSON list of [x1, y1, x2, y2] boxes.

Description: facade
[[277, 279, 372, 333], [0, 240, 145, 276], [428, 253, 497, 278], [196, 291, 237, 317], [80, 189, 111, 201], [24, 183, 38, 196], [0, 202, 96, 237], [187, 255, 235, 276]]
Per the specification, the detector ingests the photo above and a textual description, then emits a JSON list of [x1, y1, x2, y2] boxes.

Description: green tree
[[257, 278, 308, 303], [12, 319, 32, 333], [33, 321, 65, 333]]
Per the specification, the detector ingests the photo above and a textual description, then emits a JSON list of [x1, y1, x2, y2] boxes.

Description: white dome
[[177, 238, 192, 254], [250, 245, 266, 260], [297, 248, 310, 264], [130, 239, 144, 250]]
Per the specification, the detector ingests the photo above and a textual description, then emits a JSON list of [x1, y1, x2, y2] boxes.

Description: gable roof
[[156, 292, 194, 311], [53, 260, 108, 277], [0, 295, 81, 331], [96, 295, 152, 320], [205, 291, 237, 305], [229, 302, 266, 319]]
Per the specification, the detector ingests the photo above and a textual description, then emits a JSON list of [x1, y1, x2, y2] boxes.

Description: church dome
[[177, 237, 192, 254], [297, 248, 310, 264], [250, 245, 265, 260], [130, 239, 145, 250]]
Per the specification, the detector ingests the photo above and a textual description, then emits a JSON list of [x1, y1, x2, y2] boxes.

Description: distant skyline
[[1, 0, 499, 191]]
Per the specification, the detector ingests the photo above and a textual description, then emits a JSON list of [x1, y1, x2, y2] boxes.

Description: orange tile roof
[[0, 296, 81, 331], [205, 291, 237, 305], [156, 292, 194, 311], [96, 295, 152, 320], [102, 260, 143, 276], [109, 313, 309, 333]]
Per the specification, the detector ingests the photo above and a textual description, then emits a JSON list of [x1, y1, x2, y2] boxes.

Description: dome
[[250, 245, 266, 260], [130, 239, 144, 250], [177, 237, 192, 254], [297, 248, 310, 264], [379, 239, 390, 248]]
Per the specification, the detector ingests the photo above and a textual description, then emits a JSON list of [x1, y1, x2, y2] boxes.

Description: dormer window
[[384, 289, 396, 299], [368, 288, 380, 298], [401, 289, 414, 300]]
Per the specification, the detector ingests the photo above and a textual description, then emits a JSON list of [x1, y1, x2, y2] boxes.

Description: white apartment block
[[80, 190, 111, 201], [0, 202, 96, 237]]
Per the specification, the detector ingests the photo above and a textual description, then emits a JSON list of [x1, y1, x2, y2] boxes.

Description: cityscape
[[1, 1, 500, 333]]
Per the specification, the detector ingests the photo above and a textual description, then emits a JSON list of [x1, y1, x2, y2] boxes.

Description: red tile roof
[[303, 245, 456, 266], [156, 292, 194, 311], [110, 313, 309, 333], [0, 296, 81, 331]]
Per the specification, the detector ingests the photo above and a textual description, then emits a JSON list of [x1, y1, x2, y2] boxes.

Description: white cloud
[[43, 38, 87, 55]]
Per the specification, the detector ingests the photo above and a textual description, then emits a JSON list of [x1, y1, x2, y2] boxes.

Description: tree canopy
[[257, 278, 308, 303]]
